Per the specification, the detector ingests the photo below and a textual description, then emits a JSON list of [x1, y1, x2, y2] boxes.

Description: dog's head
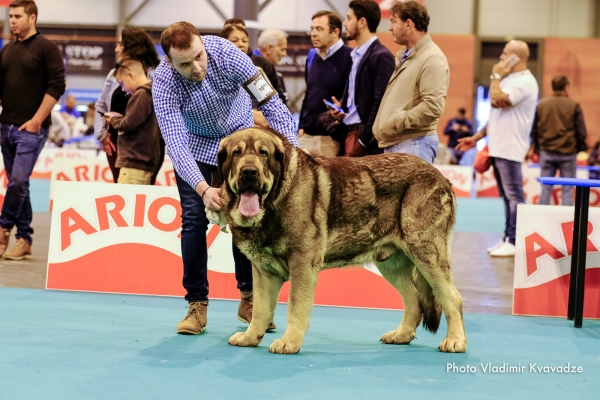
[[217, 128, 287, 224]]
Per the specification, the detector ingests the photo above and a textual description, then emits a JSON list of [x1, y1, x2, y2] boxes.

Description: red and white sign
[[49, 158, 176, 210], [434, 165, 472, 197], [32, 148, 98, 179], [475, 168, 500, 197], [513, 204, 600, 318], [46, 181, 405, 309]]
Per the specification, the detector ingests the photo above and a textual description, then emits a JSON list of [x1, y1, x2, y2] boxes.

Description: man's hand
[[329, 96, 345, 120], [201, 187, 222, 211], [492, 59, 512, 78], [455, 136, 478, 152], [18, 119, 42, 133], [253, 110, 269, 128], [101, 136, 116, 156], [298, 128, 305, 137]]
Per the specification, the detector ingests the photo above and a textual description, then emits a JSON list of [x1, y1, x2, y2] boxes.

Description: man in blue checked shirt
[[153, 21, 298, 335]]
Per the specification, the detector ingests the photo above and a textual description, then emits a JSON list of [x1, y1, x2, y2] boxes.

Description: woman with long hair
[[95, 27, 163, 184]]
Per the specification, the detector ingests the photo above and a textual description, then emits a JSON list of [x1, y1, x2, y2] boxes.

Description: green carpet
[[1, 288, 598, 399]]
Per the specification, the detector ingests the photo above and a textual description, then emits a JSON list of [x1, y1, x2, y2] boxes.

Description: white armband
[[242, 70, 277, 107]]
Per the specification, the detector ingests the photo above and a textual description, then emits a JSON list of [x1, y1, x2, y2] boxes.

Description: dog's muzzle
[[237, 166, 262, 218]]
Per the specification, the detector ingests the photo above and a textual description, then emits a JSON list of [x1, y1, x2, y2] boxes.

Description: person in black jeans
[[0, 0, 65, 260]]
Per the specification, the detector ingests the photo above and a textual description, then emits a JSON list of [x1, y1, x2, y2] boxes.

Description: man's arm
[[153, 66, 206, 192], [20, 41, 65, 132], [393, 60, 449, 132], [574, 103, 588, 152], [224, 41, 298, 146], [358, 48, 395, 147], [489, 79, 512, 109], [456, 125, 486, 152]]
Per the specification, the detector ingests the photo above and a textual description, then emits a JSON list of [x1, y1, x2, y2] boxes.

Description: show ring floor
[[1, 288, 599, 399], [0, 191, 599, 398]]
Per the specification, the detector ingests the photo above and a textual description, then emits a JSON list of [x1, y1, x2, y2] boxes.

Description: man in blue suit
[[329, 0, 395, 157]]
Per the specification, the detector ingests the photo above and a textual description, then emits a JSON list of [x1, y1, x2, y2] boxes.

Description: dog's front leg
[[229, 265, 283, 347], [269, 254, 319, 354]]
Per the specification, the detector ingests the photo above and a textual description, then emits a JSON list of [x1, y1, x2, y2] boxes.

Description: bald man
[[456, 40, 539, 257]]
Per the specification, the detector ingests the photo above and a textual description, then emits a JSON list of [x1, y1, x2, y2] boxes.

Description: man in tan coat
[[372, 0, 448, 163]]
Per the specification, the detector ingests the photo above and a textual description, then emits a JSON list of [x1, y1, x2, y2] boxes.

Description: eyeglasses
[[307, 26, 326, 35]]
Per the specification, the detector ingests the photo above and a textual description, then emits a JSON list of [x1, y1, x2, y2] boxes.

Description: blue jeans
[[491, 157, 525, 245], [384, 135, 439, 164], [0, 124, 49, 244], [174, 161, 252, 303], [538, 150, 577, 206]]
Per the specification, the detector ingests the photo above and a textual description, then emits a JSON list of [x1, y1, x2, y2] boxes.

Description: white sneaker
[[487, 238, 506, 253], [489, 242, 516, 257]]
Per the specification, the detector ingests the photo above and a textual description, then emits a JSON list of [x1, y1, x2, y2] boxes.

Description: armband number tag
[[243, 71, 277, 107]]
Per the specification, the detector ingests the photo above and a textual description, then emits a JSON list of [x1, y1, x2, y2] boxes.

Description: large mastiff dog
[[216, 128, 467, 354]]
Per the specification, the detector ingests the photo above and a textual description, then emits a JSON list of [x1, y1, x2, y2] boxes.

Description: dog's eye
[[259, 149, 268, 157], [232, 149, 242, 156]]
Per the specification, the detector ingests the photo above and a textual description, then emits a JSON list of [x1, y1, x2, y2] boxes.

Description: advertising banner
[[46, 181, 404, 309], [434, 165, 473, 197], [49, 158, 176, 210], [513, 204, 600, 318], [33, 148, 98, 180]]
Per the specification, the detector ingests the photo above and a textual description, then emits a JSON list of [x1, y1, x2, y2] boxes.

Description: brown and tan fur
[[217, 128, 467, 354]]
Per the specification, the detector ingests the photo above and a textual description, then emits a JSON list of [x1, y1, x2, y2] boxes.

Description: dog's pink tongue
[[238, 192, 261, 217]]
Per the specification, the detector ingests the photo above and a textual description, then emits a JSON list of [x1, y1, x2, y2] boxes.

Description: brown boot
[[237, 291, 276, 331], [4, 238, 31, 260], [0, 227, 11, 257], [176, 302, 207, 335]]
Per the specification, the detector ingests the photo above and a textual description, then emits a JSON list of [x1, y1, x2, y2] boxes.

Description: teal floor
[[1, 288, 598, 399]]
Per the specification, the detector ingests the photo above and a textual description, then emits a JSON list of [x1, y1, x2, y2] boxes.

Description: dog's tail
[[414, 270, 442, 333]]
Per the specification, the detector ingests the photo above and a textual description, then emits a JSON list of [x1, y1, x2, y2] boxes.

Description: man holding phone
[[456, 40, 539, 257]]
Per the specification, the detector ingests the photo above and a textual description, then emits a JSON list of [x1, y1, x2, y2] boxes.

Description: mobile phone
[[505, 54, 520, 69], [323, 99, 345, 115]]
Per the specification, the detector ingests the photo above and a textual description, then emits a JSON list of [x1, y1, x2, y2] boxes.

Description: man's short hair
[[551, 75, 570, 91], [224, 18, 246, 28], [348, 0, 381, 33], [161, 21, 201, 58], [9, 0, 38, 22], [312, 10, 343, 36], [257, 28, 288, 50], [114, 59, 145, 78], [458, 107, 466, 116], [391, 0, 430, 33]]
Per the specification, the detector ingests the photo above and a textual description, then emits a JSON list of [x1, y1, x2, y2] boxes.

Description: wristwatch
[[490, 73, 502, 80]]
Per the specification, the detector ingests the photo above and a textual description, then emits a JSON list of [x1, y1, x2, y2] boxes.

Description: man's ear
[[165, 56, 173, 67], [217, 137, 231, 182]]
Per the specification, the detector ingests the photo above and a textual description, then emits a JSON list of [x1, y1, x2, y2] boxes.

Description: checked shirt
[[153, 35, 298, 190]]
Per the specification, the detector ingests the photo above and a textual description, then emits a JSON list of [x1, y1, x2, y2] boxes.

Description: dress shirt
[[153, 36, 298, 190], [343, 35, 378, 126], [317, 38, 344, 60]]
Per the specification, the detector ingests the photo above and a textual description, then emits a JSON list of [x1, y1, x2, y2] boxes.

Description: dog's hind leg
[[269, 254, 319, 354], [405, 240, 467, 353], [376, 251, 422, 345], [229, 265, 284, 348]]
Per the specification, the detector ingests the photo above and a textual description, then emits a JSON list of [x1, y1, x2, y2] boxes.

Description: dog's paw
[[269, 338, 301, 354], [438, 337, 467, 353], [380, 329, 416, 345], [228, 331, 262, 347]]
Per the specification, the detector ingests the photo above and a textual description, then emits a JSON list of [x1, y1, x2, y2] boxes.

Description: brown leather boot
[[237, 292, 276, 331], [4, 238, 31, 260], [176, 302, 207, 335], [0, 227, 12, 257]]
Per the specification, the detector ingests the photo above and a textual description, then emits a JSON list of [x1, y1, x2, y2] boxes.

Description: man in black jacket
[[0, 0, 65, 260], [329, 0, 395, 157]]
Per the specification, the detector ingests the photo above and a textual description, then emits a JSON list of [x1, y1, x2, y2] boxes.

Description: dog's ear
[[273, 137, 287, 181], [217, 137, 231, 182]]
